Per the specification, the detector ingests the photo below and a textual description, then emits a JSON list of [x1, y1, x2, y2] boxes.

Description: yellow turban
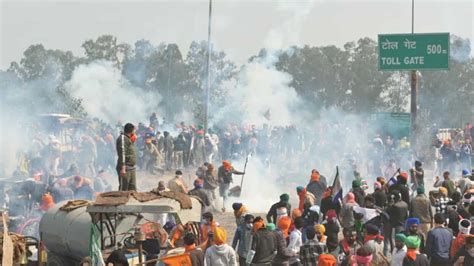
[[439, 187, 448, 196], [214, 227, 227, 245], [314, 224, 326, 235]]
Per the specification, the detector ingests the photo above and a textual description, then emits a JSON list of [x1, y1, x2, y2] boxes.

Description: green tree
[[82, 35, 131, 67]]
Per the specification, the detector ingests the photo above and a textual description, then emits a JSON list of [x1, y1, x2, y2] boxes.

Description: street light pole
[[410, 0, 418, 150], [204, 0, 212, 133]]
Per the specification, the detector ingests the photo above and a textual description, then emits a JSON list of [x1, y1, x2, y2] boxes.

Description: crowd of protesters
[[3, 115, 474, 265]]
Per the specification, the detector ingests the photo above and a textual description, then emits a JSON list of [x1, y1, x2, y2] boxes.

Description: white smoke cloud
[[66, 60, 162, 125], [212, 0, 317, 127]]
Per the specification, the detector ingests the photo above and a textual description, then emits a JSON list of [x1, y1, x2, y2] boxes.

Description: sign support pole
[[410, 0, 418, 150]]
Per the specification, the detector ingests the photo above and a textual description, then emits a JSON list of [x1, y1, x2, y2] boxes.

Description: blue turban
[[406, 218, 420, 228]]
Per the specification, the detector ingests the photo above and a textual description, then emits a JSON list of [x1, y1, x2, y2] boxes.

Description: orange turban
[[222, 160, 232, 171], [277, 216, 292, 238], [318, 254, 337, 266], [40, 193, 55, 211], [292, 209, 302, 220], [253, 220, 265, 233]]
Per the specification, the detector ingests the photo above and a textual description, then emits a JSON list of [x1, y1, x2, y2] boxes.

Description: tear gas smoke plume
[[66, 60, 163, 125]]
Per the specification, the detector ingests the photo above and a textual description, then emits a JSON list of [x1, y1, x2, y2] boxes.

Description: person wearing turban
[[340, 192, 359, 229], [188, 178, 211, 207], [373, 181, 387, 209], [266, 193, 291, 224], [433, 186, 450, 214], [404, 217, 426, 253], [204, 227, 238, 265], [450, 219, 471, 258], [434, 171, 455, 198], [306, 169, 327, 206], [391, 234, 407, 266], [40, 193, 55, 212], [452, 234, 474, 266], [248, 217, 277, 265], [353, 246, 373, 266], [314, 224, 327, 243], [317, 253, 337, 266], [232, 202, 247, 227], [296, 186, 316, 216], [232, 214, 254, 266], [352, 179, 366, 206], [323, 209, 341, 237], [217, 160, 244, 212], [402, 235, 429, 265], [273, 216, 296, 265], [363, 224, 384, 265], [299, 226, 327, 265]]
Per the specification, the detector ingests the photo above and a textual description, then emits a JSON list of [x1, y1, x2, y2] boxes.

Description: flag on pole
[[89, 224, 105, 266], [331, 166, 343, 205], [353, 206, 379, 223], [387, 168, 401, 187]]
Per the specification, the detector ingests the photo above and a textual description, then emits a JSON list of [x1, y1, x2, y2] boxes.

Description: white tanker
[[39, 192, 203, 265]]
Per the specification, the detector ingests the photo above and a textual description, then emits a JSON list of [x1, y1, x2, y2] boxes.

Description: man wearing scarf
[[272, 216, 295, 265], [232, 214, 254, 266], [266, 193, 292, 224], [204, 227, 237, 265], [402, 218, 425, 254], [391, 234, 407, 266], [116, 123, 137, 191], [248, 217, 276, 265], [306, 169, 327, 206], [363, 224, 384, 265], [353, 246, 373, 266], [338, 227, 362, 266], [218, 160, 244, 212], [402, 235, 429, 265]]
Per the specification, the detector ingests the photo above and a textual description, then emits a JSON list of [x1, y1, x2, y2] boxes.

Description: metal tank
[[40, 196, 203, 265], [39, 202, 91, 263]]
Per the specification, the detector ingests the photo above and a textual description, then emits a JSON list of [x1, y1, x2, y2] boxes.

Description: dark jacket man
[[116, 123, 137, 191]]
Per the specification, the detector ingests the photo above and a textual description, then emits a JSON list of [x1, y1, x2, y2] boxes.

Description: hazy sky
[[1, 0, 472, 69]]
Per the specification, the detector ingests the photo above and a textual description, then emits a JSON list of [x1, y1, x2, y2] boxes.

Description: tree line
[[1, 34, 472, 127]]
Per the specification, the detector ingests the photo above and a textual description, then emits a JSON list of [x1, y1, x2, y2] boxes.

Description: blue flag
[[331, 166, 342, 205]]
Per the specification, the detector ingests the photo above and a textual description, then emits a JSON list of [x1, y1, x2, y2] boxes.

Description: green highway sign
[[378, 33, 449, 70]]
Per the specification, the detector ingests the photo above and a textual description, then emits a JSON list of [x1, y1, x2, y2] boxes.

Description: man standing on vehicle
[[116, 123, 137, 191]]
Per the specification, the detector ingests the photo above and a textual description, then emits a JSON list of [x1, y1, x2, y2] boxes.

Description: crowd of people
[[3, 115, 474, 265], [160, 167, 474, 266]]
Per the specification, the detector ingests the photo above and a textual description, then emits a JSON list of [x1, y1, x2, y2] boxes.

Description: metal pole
[[204, 0, 212, 133], [410, 0, 418, 150]]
